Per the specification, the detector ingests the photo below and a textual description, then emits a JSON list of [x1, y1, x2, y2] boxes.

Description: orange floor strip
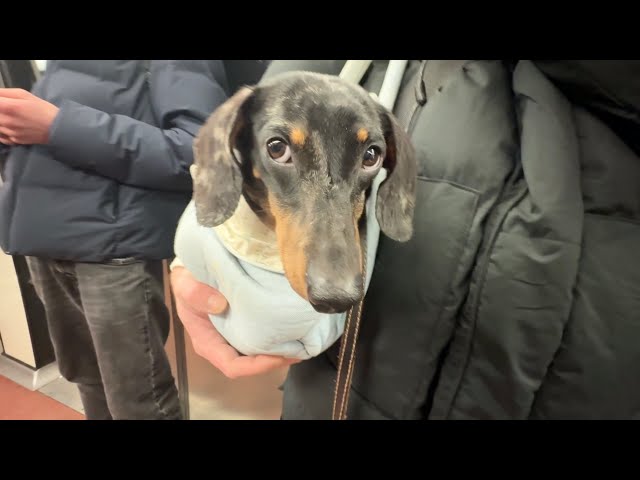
[[0, 375, 84, 420]]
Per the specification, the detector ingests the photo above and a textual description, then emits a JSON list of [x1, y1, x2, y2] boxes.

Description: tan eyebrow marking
[[290, 127, 306, 146]]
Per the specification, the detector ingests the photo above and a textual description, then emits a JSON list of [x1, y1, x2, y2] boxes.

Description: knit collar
[[213, 194, 284, 274]]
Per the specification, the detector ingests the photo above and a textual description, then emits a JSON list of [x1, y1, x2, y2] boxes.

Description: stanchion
[[163, 259, 190, 420]]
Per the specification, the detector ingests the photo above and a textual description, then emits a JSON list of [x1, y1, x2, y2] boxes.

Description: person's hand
[[170, 266, 301, 379], [0, 88, 59, 145]]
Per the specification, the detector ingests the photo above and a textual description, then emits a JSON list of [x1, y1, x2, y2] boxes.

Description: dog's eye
[[266, 139, 292, 164], [362, 146, 382, 170]]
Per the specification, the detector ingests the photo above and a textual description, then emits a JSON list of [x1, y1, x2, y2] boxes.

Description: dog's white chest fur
[[213, 196, 285, 274]]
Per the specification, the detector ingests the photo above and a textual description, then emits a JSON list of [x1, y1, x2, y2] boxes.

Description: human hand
[[0, 88, 59, 145], [170, 266, 300, 379]]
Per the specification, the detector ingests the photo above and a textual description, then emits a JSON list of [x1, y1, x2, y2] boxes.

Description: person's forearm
[[48, 101, 194, 192], [47, 60, 230, 192]]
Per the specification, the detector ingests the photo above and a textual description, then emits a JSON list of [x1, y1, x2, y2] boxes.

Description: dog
[[174, 70, 417, 359], [191, 71, 416, 311]]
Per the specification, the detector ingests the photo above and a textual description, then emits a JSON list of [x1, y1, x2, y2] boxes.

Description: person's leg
[[75, 258, 182, 420], [25, 257, 112, 419]]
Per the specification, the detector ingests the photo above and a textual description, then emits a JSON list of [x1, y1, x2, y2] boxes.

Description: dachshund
[[189, 70, 417, 316]]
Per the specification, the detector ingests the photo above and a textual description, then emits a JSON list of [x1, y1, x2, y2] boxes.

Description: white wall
[[0, 252, 36, 367]]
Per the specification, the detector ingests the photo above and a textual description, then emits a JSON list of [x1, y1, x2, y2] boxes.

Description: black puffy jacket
[[268, 60, 640, 420]]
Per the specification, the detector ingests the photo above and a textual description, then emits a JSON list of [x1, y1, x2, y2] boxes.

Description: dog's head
[[192, 71, 416, 314]]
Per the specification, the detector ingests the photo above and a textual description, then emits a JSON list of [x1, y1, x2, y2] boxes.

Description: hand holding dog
[[0, 88, 59, 145], [170, 266, 301, 378]]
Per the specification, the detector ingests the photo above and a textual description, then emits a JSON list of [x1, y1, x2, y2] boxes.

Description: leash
[[331, 261, 367, 420], [331, 60, 408, 420]]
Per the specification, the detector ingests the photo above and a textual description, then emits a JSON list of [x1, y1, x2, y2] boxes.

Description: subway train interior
[[2, 60, 639, 422]]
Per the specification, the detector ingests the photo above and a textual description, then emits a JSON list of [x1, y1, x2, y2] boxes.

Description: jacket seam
[[584, 212, 640, 226], [417, 176, 482, 195], [140, 262, 171, 418], [527, 105, 585, 416], [405, 178, 480, 418], [443, 169, 526, 419]]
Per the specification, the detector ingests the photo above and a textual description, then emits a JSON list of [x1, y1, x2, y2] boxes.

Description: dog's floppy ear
[[376, 107, 417, 242], [191, 86, 254, 227]]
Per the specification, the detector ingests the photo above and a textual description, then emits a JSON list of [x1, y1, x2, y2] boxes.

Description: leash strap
[[331, 61, 407, 420], [332, 254, 367, 420]]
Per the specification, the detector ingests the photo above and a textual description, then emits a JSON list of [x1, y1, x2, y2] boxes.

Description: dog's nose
[[307, 273, 363, 314]]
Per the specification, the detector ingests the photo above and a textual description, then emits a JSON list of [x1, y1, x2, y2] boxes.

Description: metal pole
[[163, 260, 190, 420]]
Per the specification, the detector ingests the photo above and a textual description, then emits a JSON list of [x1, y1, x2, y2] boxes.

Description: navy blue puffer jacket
[[0, 60, 229, 262]]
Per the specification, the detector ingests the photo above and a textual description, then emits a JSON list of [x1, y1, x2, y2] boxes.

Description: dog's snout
[[307, 272, 363, 314]]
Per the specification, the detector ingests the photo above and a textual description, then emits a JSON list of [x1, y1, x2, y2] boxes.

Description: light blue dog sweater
[[173, 170, 386, 360]]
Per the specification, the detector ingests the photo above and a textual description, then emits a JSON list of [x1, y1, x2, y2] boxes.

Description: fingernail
[[207, 295, 226, 313]]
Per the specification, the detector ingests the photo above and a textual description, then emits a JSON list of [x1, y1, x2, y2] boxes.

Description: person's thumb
[[207, 291, 228, 314], [171, 266, 229, 315]]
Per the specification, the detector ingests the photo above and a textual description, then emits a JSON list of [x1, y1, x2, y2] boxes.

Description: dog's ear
[[376, 107, 417, 242], [191, 86, 254, 227]]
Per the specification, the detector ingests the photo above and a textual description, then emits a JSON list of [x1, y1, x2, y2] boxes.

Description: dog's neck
[[212, 192, 284, 274]]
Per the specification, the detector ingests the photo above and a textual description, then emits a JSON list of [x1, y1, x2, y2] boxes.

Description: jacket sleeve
[[47, 60, 229, 192]]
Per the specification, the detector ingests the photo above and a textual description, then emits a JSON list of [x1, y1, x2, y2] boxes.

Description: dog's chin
[[309, 299, 359, 315]]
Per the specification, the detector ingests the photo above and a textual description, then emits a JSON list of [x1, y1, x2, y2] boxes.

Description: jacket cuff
[[48, 99, 75, 148]]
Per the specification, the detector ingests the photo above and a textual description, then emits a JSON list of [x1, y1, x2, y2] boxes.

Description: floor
[[0, 336, 86, 420], [0, 318, 287, 421], [0, 374, 84, 420]]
